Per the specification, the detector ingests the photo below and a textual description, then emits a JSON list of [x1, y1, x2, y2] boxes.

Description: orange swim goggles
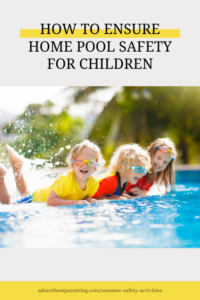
[[157, 146, 175, 160], [72, 158, 99, 167]]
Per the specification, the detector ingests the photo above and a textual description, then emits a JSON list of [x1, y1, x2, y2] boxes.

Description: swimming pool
[[0, 170, 200, 248]]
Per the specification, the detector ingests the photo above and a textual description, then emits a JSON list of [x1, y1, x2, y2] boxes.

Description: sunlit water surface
[[0, 163, 200, 248]]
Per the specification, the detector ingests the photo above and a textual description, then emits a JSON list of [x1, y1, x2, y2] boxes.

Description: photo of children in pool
[[0, 86, 200, 248]]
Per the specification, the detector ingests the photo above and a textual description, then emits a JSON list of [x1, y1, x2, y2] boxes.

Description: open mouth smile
[[80, 169, 89, 174]]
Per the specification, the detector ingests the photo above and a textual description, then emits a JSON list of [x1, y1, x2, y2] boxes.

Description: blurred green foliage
[[2, 87, 200, 166], [87, 87, 200, 164]]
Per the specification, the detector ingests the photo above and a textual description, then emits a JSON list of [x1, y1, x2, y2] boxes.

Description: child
[[86, 144, 151, 201], [0, 140, 105, 206], [125, 138, 177, 197]]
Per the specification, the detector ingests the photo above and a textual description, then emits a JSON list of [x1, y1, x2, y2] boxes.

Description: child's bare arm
[[84, 196, 99, 203], [47, 191, 90, 206]]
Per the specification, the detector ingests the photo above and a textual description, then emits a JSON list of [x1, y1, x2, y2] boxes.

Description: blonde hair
[[66, 139, 105, 167], [109, 144, 151, 175], [147, 138, 177, 194]]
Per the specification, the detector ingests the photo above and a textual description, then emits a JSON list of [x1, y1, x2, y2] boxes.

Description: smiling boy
[[90, 144, 151, 201], [47, 141, 105, 206], [0, 140, 105, 206]]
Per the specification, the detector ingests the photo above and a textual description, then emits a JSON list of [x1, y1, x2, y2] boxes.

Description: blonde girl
[[125, 138, 177, 197]]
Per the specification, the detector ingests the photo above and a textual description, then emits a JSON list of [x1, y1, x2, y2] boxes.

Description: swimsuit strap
[[116, 172, 127, 195]]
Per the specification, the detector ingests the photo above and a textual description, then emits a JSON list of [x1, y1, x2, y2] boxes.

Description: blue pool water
[[0, 170, 200, 248]]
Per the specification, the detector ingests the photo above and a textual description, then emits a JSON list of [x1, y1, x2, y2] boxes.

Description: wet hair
[[66, 139, 105, 168], [109, 144, 151, 175], [147, 138, 177, 194]]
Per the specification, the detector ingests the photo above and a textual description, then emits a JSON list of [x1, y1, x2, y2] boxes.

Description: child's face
[[123, 167, 145, 185], [72, 147, 97, 181], [152, 150, 172, 172]]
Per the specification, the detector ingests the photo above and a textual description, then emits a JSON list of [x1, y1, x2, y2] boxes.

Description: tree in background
[[167, 87, 200, 164], [87, 86, 172, 162], [2, 87, 200, 166], [67, 86, 200, 164]]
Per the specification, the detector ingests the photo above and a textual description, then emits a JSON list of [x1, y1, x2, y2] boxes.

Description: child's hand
[[128, 187, 147, 197], [122, 193, 135, 199], [84, 196, 99, 203]]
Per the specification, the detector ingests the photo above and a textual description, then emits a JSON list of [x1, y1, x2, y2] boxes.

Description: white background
[[0, 0, 200, 281]]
